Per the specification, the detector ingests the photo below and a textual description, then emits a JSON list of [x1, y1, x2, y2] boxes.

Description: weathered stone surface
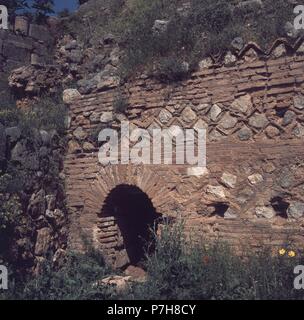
[[63, 89, 81, 104], [73, 127, 87, 140], [124, 265, 147, 282], [278, 168, 294, 189], [64, 40, 78, 50], [158, 109, 172, 124], [248, 173, 263, 185], [31, 53, 45, 66], [266, 126, 280, 138], [293, 125, 304, 138], [78, 78, 98, 94], [89, 111, 100, 123], [182, 106, 196, 123], [272, 44, 286, 58], [5, 126, 21, 143], [27, 190, 46, 219], [224, 51, 237, 66], [219, 113, 237, 130], [198, 57, 213, 69], [287, 202, 304, 220], [100, 275, 131, 294], [187, 167, 209, 177], [238, 126, 252, 141], [35, 227, 52, 256], [83, 141, 95, 151], [231, 37, 244, 51], [209, 104, 222, 121], [11, 141, 27, 162], [193, 119, 208, 131], [255, 206, 276, 219], [67, 49, 83, 64], [68, 140, 81, 153], [42, 129, 55, 146], [100, 111, 113, 123], [282, 110, 296, 126], [224, 208, 238, 220], [115, 249, 130, 269], [284, 21, 299, 39], [97, 76, 120, 90], [52, 249, 66, 266], [209, 129, 224, 141], [294, 95, 304, 110], [249, 114, 269, 129], [221, 172, 237, 189], [29, 24, 51, 43], [206, 185, 226, 200], [46, 209, 65, 227], [15, 16, 29, 35], [152, 20, 170, 35], [231, 94, 252, 114], [195, 103, 210, 112], [46, 195, 56, 211]]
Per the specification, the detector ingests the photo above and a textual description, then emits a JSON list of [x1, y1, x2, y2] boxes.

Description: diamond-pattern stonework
[[64, 42, 304, 267]]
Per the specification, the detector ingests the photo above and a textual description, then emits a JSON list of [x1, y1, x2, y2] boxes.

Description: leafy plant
[[113, 91, 128, 114], [1, 250, 116, 300], [1, 0, 29, 18], [128, 222, 304, 300], [64, 0, 294, 80], [32, 0, 54, 23]]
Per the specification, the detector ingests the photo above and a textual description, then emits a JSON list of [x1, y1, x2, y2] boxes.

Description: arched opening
[[101, 184, 161, 266]]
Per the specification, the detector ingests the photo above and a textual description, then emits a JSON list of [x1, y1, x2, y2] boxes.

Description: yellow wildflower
[[288, 251, 296, 258], [279, 249, 286, 256]]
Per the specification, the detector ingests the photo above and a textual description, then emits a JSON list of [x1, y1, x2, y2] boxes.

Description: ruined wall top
[[0, 15, 58, 76]]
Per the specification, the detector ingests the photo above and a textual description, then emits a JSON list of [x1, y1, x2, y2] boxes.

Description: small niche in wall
[[270, 196, 289, 218], [275, 107, 289, 118], [211, 203, 230, 218]]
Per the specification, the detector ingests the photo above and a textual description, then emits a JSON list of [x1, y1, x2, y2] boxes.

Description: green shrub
[[0, 92, 67, 136], [20, 95, 68, 136], [0, 195, 22, 232], [64, 0, 294, 80], [0, 195, 23, 260], [1, 222, 303, 300], [0, 77, 19, 126], [0, 250, 117, 300], [155, 57, 192, 82], [128, 222, 304, 300], [113, 91, 128, 114]]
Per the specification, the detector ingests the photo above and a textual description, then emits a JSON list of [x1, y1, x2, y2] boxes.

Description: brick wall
[[64, 39, 304, 267]]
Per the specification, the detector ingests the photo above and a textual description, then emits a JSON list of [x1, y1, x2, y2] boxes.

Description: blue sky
[[25, 0, 79, 14], [52, 0, 78, 13]]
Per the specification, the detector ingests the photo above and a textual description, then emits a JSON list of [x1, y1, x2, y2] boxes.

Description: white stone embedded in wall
[[248, 173, 263, 185], [187, 167, 209, 177], [206, 185, 226, 200], [63, 88, 82, 104], [255, 206, 276, 219], [100, 111, 114, 123], [221, 172, 237, 189]]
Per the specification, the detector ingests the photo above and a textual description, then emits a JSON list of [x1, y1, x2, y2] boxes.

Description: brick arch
[[81, 164, 180, 267], [84, 164, 178, 218]]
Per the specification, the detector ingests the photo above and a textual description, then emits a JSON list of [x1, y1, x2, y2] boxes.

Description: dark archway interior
[[101, 184, 161, 265]]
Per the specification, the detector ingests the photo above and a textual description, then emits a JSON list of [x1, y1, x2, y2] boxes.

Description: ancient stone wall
[[0, 16, 56, 78], [64, 39, 304, 268], [0, 122, 67, 273]]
